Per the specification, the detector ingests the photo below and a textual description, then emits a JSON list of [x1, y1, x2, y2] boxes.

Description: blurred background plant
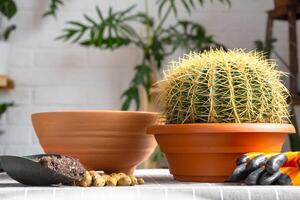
[[0, 0, 17, 41], [0, 102, 13, 118], [0, 0, 15, 119], [254, 38, 288, 67], [56, 0, 230, 111], [43, 0, 63, 18], [0, 102, 13, 134]]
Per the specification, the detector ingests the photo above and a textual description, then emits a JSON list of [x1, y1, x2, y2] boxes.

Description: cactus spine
[[158, 49, 290, 124]]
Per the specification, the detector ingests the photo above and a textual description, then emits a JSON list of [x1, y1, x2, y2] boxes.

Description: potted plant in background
[[56, 0, 230, 111], [148, 49, 296, 182], [0, 0, 16, 75]]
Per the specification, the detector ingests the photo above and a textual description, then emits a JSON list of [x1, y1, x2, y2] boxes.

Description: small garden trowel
[[0, 154, 77, 186]]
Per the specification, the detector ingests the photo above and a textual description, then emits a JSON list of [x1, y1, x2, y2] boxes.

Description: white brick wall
[[0, 0, 299, 155]]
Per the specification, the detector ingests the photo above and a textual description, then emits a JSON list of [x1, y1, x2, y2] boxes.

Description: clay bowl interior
[[32, 111, 159, 175]]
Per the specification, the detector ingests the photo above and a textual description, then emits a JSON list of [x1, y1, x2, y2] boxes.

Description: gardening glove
[[228, 152, 300, 185], [254, 167, 300, 185], [228, 152, 275, 182], [258, 152, 300, 185], [275, 167, 300, 185]]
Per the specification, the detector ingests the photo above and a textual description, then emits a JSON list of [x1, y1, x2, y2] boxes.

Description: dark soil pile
[[38, 155, 86, 185]]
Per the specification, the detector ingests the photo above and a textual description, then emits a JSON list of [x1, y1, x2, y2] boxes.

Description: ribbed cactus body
[[158, 49, 290, 124]]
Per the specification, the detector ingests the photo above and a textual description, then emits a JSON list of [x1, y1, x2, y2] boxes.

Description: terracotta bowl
[[148, 123, 295, 182], [32, 111, 159, 175]]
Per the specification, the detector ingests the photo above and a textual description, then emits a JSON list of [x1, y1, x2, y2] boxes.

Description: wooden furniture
[[266, 1, 300, 103], [0, 75, 14, 89], [274, 0, 300, 8]]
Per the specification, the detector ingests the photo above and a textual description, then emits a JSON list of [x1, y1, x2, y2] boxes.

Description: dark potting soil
[[38, 155, 86, 185]]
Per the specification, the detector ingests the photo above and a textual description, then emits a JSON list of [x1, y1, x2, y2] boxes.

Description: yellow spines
[[158, 49, 290, 124]]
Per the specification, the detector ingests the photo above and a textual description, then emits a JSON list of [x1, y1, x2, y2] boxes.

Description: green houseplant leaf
[[0, 102, 13, 118], [0, 0, 17, 41], [0, 0, 17, 19], [157, 0, 230, 17], [57, 5, 143, 50], [3, 24, 16, 40], [160, 20, 217, 54], [254, 38, 277, 57], [43, 0, 63, 18], [58, 1, 229, 110]]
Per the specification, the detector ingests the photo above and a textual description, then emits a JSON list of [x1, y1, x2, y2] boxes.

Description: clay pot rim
[[147, 123, 295, 134], [32, 110, 159, 117]]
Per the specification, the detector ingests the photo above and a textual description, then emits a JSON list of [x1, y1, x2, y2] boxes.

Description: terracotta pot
[[32, 111, 159, 175], [147, 123, 295, 182]]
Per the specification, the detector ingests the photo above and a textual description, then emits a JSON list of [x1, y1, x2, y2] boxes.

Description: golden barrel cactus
[[158, 49, 290, 124]]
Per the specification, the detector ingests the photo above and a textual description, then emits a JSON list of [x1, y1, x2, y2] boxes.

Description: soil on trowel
[[38, 155, 86, 185]]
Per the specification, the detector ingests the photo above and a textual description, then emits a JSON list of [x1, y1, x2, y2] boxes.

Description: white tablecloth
[[0, 169, 300, 200]]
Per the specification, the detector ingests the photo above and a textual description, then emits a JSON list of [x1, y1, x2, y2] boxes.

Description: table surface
[[0, 169, 300, 200]]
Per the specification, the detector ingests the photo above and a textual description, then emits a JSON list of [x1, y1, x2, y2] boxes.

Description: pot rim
[[32, 110, 159, 117], [147, 123, 295, 134]]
